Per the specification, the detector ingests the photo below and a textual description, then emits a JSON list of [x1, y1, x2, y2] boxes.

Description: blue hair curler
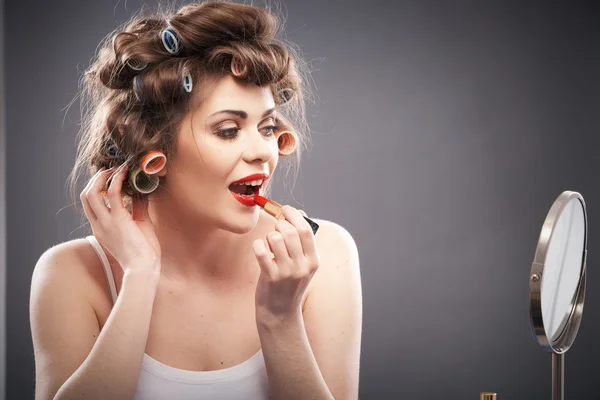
[[161, 27, 182, 55], [133, 75, 144, 100], [182, 71, 193, 93], [104, 139, 122, 158]]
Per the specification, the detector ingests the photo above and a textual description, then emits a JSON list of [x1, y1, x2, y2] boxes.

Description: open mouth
[[228, 180, 263, 197]]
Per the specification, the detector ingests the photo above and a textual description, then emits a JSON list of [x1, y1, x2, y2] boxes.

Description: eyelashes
[[215, 125, 280, 140], [215, 128, 239, 139]]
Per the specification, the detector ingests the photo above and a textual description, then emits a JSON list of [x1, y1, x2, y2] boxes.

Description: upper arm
[[30, 243, 101, 400], [302, 221, 362, 400]]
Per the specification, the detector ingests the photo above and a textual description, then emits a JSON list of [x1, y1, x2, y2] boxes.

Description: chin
[[219, 212, 260, 235]]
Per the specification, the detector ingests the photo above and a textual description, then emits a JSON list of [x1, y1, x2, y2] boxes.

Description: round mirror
[[542, 197, 586, 344], [528, 191, 588, 400], [529, 191, 587, 352]]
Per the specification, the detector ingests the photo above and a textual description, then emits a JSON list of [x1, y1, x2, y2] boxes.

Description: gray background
[[3, 0, 600, 399]]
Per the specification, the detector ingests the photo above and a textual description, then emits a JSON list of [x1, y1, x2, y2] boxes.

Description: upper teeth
[[233, 179, 264, 186]]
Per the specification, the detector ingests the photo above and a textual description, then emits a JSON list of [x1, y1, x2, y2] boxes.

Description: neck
[[148, 194, 261, 287]]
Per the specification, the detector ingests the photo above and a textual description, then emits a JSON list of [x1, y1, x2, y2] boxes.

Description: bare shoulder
[[304, 218, 360, 301], [312, 218, 359, 268], [31, 237, 111, 309], [301, 219, 362, 399], [30, 238, 111, 400]]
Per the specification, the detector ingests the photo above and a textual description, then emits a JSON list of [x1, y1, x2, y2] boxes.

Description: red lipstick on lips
[[253, 195, 320, 234], [233, 173, 269, 184], [229, 173, 268, 207]]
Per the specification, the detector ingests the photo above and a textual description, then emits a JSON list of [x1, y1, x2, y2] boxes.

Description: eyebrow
[[208, 107, 277, 119]]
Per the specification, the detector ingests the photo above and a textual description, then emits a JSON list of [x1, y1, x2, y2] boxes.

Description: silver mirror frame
[[529, 190, 588, 354]]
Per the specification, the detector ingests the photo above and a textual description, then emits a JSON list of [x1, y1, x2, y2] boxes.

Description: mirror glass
[[541, 198, 586, 344]]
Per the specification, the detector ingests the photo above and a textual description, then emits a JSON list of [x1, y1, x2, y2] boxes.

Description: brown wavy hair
[[67, 0, 314, 215]]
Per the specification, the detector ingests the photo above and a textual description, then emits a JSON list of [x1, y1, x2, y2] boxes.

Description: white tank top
[[85, 235, 270, 400]]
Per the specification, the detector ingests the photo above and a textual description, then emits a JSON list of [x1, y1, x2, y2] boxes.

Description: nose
[[242, 128, 275, 164]]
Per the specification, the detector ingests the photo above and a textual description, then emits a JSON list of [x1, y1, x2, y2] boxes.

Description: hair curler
[[105, 140, 122, 158], [125, 58, 148, 72], [129, 167, 160, 194], [140, 151, 166, 175], [275, 130, 297, 156], [230, 56, 248, 78], [133, 75, 144, 101], [161, 26, 182, 55], [182, 70, 193, 93], [278, 88, 294, 104]]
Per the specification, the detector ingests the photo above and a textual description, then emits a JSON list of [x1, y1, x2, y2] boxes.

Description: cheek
[[268, 145, 279, 172], [269, 156, 278, 171], [268, 139, 279, 160], [186, 136, 238, 176]]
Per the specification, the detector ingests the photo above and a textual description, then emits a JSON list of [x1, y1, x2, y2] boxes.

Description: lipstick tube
[[254, 195, 319, 235]]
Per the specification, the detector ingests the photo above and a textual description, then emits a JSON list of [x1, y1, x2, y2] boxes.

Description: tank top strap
[[86, 235, 118, 305]]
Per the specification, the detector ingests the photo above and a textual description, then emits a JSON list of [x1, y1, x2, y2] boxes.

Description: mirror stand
[[553, 352, 564, 400]]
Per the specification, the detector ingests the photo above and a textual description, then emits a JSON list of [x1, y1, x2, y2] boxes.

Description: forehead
[[193, 75, 276, 118]]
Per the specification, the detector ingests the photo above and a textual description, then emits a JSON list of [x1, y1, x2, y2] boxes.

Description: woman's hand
[[252, 206, 320, 320], [80, 164, 161, 274]]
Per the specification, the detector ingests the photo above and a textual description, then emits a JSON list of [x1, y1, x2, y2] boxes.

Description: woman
[[29, 2, 362, 399]]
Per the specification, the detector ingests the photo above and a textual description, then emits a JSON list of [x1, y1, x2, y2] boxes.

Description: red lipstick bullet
[[253, 195, 319, 234]]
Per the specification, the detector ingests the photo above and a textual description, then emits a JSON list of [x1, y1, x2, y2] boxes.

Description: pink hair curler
[[140, 151, 166, 175], [230, 56, 248, 78], [275, 130, 297, 156]]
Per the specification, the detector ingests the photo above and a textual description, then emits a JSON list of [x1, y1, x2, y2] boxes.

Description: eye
[[214, 125, 240, 140]]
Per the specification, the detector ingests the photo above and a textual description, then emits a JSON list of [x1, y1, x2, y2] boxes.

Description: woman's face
[[163, 74, 279, 233]]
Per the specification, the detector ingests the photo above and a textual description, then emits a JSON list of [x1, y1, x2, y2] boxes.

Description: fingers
[[80, 167, 114, 221], [279, 205, 318, 260], [105, 165, 129, 215], [80, 164, 130, 227], [90, 167, 120, 219], [274, 219, 304, 261], [266, 231, 290, 263], [253, 239, 277, 277], [80, 168, 103, 221], [257, 205, 320, 277]]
